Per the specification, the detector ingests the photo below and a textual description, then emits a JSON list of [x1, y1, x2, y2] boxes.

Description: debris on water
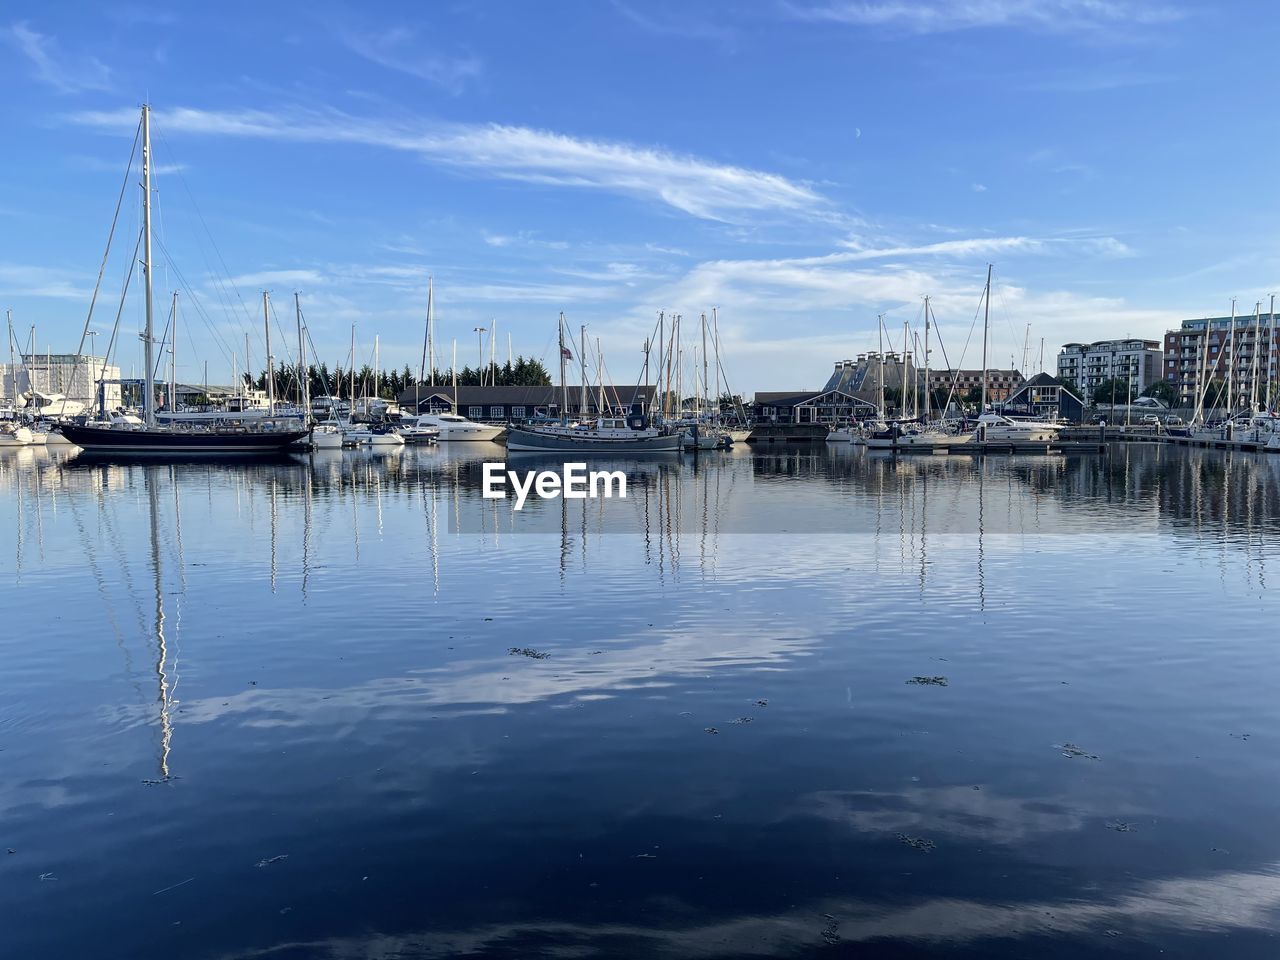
[[1104, 929, 1121, 938], [141, 776, 180, 785], [1230, 732, 1251, 740], [729, 717, 753, 725], [1105, 820, 1135, 832], [589, 650, 604, 655], [483, 617, 493, 622], [906, 676, 948, 686], [7, 848, 15, 854], [279, 907, 292, 915], [820, 914, 841, 944], [678, 711, 693, 717], [704, 727, 719, 735], [1060, 743, 1099, 760], [633, 853, 657, 859], [255, 855, 288, 868], [249, 680, 257, 685], [39, 872, 57, 881], [1211, 846, 1230, 854], [152, 877, 195, 895], [508, 647, 550, 659], [896, 834, 935, 852], [755, 699, 769, 706]]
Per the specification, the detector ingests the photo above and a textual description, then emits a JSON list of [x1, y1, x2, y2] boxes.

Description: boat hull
[[58, 423, 311, 453], [506, 426, 681, 453]]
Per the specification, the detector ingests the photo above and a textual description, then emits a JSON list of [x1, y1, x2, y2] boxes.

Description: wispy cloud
[[341, 25, 482, 94], [610, 1, 738, 47], [0, 262, 89, 299], [785, 1, 1183, 35], [971, 182, 988, 192], [69, 105, 827, 222], [3, 21, 112, 93]]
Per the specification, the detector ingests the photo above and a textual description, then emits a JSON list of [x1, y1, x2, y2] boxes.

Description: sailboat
[[505, 313, 680, 453], [59, 105, 310, 455]]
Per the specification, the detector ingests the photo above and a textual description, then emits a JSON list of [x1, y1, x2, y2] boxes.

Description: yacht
[[0, 422, 34, 447], [342, 423, 405, 447], [410, 413, 503, 442], [507, 416, 681, 452], [974, 413, 1060, 442]]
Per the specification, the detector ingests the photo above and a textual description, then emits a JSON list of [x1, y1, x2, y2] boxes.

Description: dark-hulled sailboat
[[60, 104, 309, 455]]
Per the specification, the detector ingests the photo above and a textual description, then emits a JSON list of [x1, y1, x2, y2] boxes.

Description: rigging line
[[153, 126, 257, 328], [71, 118, 142, 370], [99, 228, 143, 392], [152, 237, 238, 368]]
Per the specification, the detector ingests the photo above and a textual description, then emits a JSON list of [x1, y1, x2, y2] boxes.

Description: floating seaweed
[[1105, 820, 1135, 832], [896, 834, 936, 852], [820, 914, 840, 944], [704, 727, 719, 735], [728, 717, 753, 725], [508, 647, 550, 660], [1060, 743, 1099, 760], [906, 676, 948, 687]]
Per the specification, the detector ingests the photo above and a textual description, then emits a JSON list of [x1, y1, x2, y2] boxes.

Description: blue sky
[[2, 1, 1278, 392]]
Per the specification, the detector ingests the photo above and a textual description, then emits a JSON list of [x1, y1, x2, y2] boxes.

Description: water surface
[[3, 442, 1279, 959]]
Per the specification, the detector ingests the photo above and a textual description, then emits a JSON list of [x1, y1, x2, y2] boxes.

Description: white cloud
[[69, 105, 828, 222], [971, 182, 988, 192], [0, 262, 89, 299], [786, 0, 1183, 35], [341, 25, 482, 94], [3, 21, 113, 93]]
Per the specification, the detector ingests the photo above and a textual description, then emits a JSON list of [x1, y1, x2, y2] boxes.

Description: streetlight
[[473, 326, 487, 386]]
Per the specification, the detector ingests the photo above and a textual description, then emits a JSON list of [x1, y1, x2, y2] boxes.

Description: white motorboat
[[974, 413, 1060, 442], [310, 424, 344, 449], [0, 423, 34, 447], [398, 422, 440, 444], [342, 424, 404, 447], [410, 413, 503, 442]]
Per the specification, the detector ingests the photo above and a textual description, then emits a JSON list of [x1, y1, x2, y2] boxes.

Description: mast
[[1226, 298, 1237, 415], [580, 324, 588, 417], [169, 291, 178, 412], [244, 331, 251, 401], [1269, 294, 1276, 413], [1250, 302, 1262, 413], [923, 295, 931, 421], [452, 338, 459, 413], [877, 314, 885, 418], [658, 311, 665, 419], [350, 324, 356, 405], [374, 334, 380, 400], [426, 276, 435, 386], [262, 292, 275, 414], [141, 103, 157, 427], [980, 264, 992, 415], [701, 311, 710, 422], [1193, 314, 1212, 425], [558, 312, 568, 423], [903, 319, 911, 419], [295, 292, 308, 416]]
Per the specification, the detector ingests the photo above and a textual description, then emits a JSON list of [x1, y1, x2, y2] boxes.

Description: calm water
[[3, 442, 1280, 959]]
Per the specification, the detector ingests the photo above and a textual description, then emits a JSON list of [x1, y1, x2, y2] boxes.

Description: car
[[1164, 415, 1185, 426], [1141, 414, 1160, 425]]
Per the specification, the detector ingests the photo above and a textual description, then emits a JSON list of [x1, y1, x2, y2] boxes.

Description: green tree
[[1141, 379, 1178, 406], [1092, 378, 1130, 405]]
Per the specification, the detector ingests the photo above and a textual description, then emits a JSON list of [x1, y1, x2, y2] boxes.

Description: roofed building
[[396, 384, 657, 422], [751, 389, 879, 425]]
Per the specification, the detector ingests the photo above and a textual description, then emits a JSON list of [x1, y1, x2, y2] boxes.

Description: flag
[[561, 347, 573, 359]]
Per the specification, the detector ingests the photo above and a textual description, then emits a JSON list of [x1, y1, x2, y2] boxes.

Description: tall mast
[[1193, 315, 1211, 424], [423, 275, 434, 386], [141, 104, 157, 427], [1250, 302, 1262, 412], [244, 331, 251, 400], [169, 291, 178, 412], [262, 292, 275, 413], [558, 312, 568, 423], [580, 324, 588, 416], [1269, 294, 1276, 413], [350, 324, 356, 404], [903, 319, 911, 419], [374, 334, 380, 400], [877, 314, 885, 418], [295, 292, 308, 416], [1226, 298, 1237, 414], [923, 296, 931, 421], [452, 338, 459, 413], [980, 264, 992, 414], [658, 311, 665, 419], [701, 311, 710, 420]]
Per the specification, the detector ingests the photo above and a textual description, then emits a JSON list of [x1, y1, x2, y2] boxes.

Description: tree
[[962, 386, 984, 408], [1141, 379, 1178, 407], [1092, 378, 1130, 406]]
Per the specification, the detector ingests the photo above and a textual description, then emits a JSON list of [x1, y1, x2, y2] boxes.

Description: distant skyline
[[3, 1, 1279, 392]]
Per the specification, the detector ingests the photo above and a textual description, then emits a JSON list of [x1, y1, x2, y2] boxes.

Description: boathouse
[[395, 385, 658, 423], [999, 373, 1087, 422], [752, 389, 878, 425]]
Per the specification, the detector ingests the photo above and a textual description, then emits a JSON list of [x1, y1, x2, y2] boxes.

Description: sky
[[2, 0, 1279, 393]]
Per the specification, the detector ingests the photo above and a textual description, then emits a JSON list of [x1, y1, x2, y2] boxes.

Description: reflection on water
[[2, 442, 1280, 959]]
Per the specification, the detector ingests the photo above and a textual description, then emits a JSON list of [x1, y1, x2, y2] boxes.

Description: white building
[[1, 354, 122, 409], [1057, 339, 1164, 398]]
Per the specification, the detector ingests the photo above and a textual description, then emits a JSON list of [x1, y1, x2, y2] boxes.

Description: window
[[512, 406, 526, 419], [468, 406, 483, 418], [490, 406, 504, 419]]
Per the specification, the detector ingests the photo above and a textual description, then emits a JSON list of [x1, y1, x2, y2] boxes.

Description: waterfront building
[[926, 369, 1024, 402], [1057, 339, 1163, 399], [395, 384, 657, 422], [1000, 373, 1087, 422], [823, 352, 919, 404], [751, 390, 878, 424], [1161, 316, 1280, 406], [1, 353, 122, 408]]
